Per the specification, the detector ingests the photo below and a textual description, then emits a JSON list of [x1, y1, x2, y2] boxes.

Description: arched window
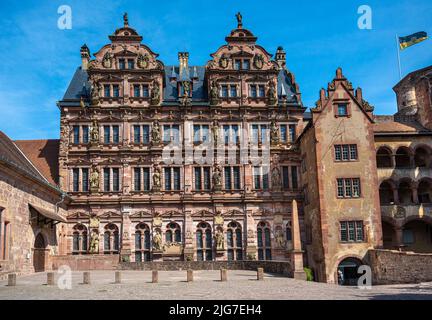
[[72, 224, 88, 254], [257, 222, 271, 261], [135, 223, 151, 262], [418, 179, 432, 204], [398, 180, 413, 204], [196, 222, 213, 261], [414, 147, 430, 168], [165, 222, 181, 244], [395, 147, 411, 168], [104, 223, 119, 254], [379, 181, 395, 205], [227, 221, 243, 261], [376, 147, 393, 168]]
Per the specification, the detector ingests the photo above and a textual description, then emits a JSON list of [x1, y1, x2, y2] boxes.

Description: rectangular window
[[335, 144, 358, 161], [262, 169, 269, 190], [82, 126, 89, 144], [119, 59, 125, 69], [203, 167, 211, 190], [104, 85, 110, 97], [340, 221, 364, 242], [335, 145, 342, 161], [260, 125, 267, 144], [82, 168, 89, 192], [128, 59, 134, 69], [104, 126, 110, 144], [221, 85, 228, 98], [233, 167, 241, 190], [253, 167, 261, 189], [289, 125, 296, 142], [280, 125, 287, 143], [173, 168, 181, 190], [234, 59, 241, 70], [73, 168, 79, 192], [164, 168, 171, 191], [112, 168, 120, 192], [337, 178, 361, 198], [113, 85, 120, 98], [103, 168, 110, 192], [112, 125, 120, 144], [230, 85, 237, 97], [73, 126, 80, 144], [291, 166, 298, 190], [224, 167, 231, 190], [251, 125, 259, 144], [350, 145, 358, 160], [163, 126, 170, 143], [342, 145, 349, 161], [282, 166, 289, 190], [134, 168, 141, 191], [142, 125, 150, 144], [134, 125, 140, 144], [223, 125, 230, 144], [143, 168, 150, 191], [142, 85, 149, 97], [194, 167, 202, 190], [172, 125, 180, 143], [250, 85, 257, 98], [258, 85, 265, 98], [243, 59, 250, 70], [193, 125, 200, 143], [338, 104, 348, 116], [134, 85, 140, 97]]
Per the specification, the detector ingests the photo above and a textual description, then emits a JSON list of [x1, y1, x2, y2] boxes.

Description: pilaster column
[[395, 227, 404, 250], [183, 210, 194, 261], [412, 184, 419, 204], [120, 206, 132, 262], [245, 209, 257, 260], [393, 187, 399, 204], [291, 199, 306, 280]]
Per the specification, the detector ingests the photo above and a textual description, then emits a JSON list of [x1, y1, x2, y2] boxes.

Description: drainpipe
[[55, 192, 67, 215]]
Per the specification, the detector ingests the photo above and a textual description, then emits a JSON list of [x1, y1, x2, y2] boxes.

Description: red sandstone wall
[[51, 255, 119, 271]]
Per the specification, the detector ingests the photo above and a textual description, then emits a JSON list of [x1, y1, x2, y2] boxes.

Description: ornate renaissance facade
[[1, 13, 431, 284]]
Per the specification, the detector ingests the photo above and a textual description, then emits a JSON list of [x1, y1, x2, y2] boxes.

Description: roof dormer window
[[119, 59, 126, 70], [243, 59, 250, 70], [128, 59, 134, 69]]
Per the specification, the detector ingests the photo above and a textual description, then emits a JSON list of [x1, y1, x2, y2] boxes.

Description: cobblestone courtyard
[[1, 270, 432, 300]]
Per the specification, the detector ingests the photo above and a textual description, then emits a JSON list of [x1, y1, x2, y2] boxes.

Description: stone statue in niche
[[102, 52, 112, 68], [151, 120, 161, 145], [152, 230, 162, 251], [267, 81, 277, 106], [211, 120, 219, 145], [214, 210, 224, 226], [271, 167, 282, 190], [254, 54, 264, 69], [91, 82, 101, 104], [90, 120, 99, 144], [89, 230, 99, 253], [215, 229, 225, 251], [209, 81, 219, 106], [270, 120, 280, 146], [151, 81, 160, 105], [90, 166, 99, 192], [275, 229, 286, 249], [89, 215, 100, 228], [137, 53, 149, 69], [236, 12, 243, 28], [60, 121, 69, 151], [183, 81, 191, 97], [212, 165, 222, 191], [152, 166, 162, 191]]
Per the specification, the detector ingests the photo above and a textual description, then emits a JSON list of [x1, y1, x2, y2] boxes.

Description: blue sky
[[0, 0, 431, 140]]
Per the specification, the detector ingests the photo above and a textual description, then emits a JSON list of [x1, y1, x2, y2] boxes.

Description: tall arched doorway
[[33, 233, 47, 272], [337, 257, 363, 286]]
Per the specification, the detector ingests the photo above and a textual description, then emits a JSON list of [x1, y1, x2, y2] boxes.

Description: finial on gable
[[236, 12, 243, 29], [123, 12, 129, 27]]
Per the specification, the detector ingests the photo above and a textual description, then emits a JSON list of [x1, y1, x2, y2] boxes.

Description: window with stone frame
[[71, 168, 89, 192], [163, 167, 181, 191], [251, 124, 269, 145], [133, 167, 151, 192], [165, 222, 181, 243], [257, 221, 272, 261], [249, 84, 265, 98], [194, 166, 211, 191], [72, 224, 88, 254], [163, 124, 180, 144], [0, 209, 10, 261], [103, 168, 121, 192], [71, 125, 89, 145], [227, 221, 243, 261], [222, 124, 240, 144], [134, 223, 151, 262], [334, 144, 358, 162], [103, 223, 120, 254], [224, 166, 241, 190], [196, 222, 213, 261], [132, 124, 150, 144], [340, 221, 364, 242], [253, 166, 269, 190], [102, 125, 121, 144], [193, 124, 210, 144], [337, 178, 361, 198]]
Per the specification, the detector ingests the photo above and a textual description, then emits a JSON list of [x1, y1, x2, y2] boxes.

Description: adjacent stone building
[[1, 13, 431, 284]]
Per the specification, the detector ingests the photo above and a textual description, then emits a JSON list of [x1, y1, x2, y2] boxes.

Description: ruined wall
[[370, 249, 432, 284]]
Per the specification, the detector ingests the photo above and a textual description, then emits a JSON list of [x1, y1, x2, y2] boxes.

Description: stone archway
[[337, 257, 363, 286], [33, 233, 47, 272]]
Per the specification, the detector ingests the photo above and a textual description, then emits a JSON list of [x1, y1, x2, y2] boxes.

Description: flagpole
[[396, 34, 402, 79]]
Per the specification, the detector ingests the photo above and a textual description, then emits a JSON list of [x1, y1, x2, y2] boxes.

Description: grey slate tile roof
[[62, 67, 90, 100]]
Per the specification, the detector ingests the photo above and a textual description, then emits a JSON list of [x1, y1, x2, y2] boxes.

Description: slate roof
[[60, 65, 301, 106]]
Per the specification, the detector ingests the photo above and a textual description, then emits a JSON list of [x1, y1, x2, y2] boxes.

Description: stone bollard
[[115, 271, 121, 284], [47, 272, 55, 286], [187, 269, 193, 282], [220, 268, 227, 282], [83, 272, 91, 285], [152, 270, 158, 283], [7, 273, 16, 287], [257, 268, 264, 281]]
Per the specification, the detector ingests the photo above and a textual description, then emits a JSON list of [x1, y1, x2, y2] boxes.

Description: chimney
[[178, 52, 189, 79], [355, 87, 363, 102], [80, 44, 90, 70], [336, 67, 343, 79], [275, 46, 286, 69]]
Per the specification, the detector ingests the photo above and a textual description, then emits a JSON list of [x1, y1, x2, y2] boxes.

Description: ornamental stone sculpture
[[212, 165, 222, 191], [102, 52, 112, 68], [90, 120, 99, 144], [152, 230, 162, 251], [270, 120, 280, 146], [89, 230, 99, 253], [91, 82, 101, 104], [151, 121, 161, 145], [215, 229, 225, 251], [151, 81, 160, 105], [267, 82, 277, 106], [211, 120, 219, 145], [90, 166, 99, 192], [137, 53, 149, 69], [152, 167, 162, 191], [209, 81, 219, 106], [271, 167, 281, 190], [275, 229, 286, 249]]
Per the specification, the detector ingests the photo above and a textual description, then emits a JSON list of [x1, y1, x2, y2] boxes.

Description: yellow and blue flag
[[399, 31, 428, 50]]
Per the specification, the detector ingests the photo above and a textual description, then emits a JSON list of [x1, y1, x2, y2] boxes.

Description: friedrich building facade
[[1, 14, 432, 284]]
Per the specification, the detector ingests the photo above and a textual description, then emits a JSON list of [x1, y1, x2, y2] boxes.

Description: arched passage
[[414, 146, 431, 168], [337, 257, 363, 286], [376, 147, 393, 168], [382, 221, 396, 249], [379, 181, 395, 205], [418, 179, 432, 204], [398, 180, 413, 204], [402, 219, 432, 253], [395, 147, 412, 168], [33, 233, 47, 272]]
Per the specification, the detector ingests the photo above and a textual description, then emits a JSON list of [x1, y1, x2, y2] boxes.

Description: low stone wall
[[369, 249, 432, 284], [51, 255, 119, 271], [118, 260, 292, 276]]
